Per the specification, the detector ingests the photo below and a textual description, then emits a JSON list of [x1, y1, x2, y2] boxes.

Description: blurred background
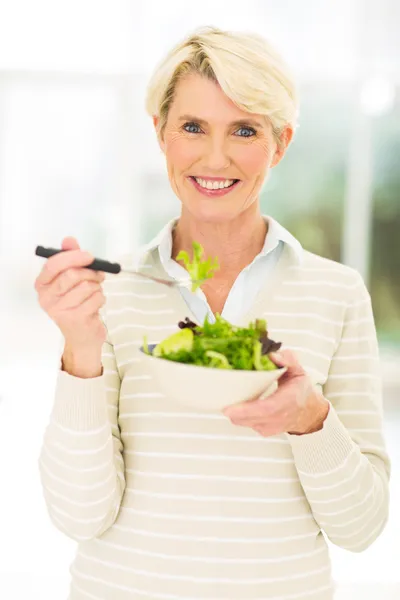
[[0, 0, 399, 598]]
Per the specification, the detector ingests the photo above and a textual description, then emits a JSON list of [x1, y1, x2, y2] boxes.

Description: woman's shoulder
[[298, 248, 363, 287]]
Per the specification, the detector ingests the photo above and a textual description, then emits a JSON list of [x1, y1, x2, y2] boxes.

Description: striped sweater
[[38, 241, 391, 600]]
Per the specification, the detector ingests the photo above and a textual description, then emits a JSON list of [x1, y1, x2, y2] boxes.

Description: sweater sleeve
[[287, 271, 391, 552], [38, 312, 125, 542]]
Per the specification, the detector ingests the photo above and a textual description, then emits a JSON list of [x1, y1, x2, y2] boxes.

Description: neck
[[172, 206, 268, 282]]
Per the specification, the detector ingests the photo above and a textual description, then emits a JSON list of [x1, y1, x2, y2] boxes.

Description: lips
[[188, 176, 241, 197]]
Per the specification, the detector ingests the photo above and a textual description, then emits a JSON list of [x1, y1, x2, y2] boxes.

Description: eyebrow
[[178, 114, 264, 128]]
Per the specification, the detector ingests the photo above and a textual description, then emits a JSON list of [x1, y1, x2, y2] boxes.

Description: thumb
[[61, 236, 81, 252], [270, 349, 305, 376]]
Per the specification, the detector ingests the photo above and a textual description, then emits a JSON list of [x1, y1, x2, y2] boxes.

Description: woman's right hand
[[34, 236, 107, 350]]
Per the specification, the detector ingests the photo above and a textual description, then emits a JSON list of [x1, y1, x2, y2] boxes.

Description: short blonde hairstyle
[[145, 26, 298, 144]]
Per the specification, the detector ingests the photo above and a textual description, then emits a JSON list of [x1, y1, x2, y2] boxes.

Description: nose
[[203, 137, 231, 171]]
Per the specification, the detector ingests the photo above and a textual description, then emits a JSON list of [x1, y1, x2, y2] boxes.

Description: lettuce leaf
[[177, 241, 219, 292]]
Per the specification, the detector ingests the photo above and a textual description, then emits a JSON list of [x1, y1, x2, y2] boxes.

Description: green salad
[[142, 241, 282, 371]]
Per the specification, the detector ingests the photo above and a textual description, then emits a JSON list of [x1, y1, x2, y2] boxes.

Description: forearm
[[288, 405, 390, 552], [39, 353, 125, 541]]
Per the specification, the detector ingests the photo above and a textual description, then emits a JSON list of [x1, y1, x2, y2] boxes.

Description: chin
[[185, 200, 240, 223]]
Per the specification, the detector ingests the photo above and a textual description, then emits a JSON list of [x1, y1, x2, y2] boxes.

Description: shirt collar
[[142, 214, 303, 266]]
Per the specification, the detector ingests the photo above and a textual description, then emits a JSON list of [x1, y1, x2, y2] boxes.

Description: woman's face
[[155, 73, 292, 223]]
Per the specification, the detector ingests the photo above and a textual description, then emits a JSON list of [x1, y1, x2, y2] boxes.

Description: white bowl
[[140, 345, 287, 412]]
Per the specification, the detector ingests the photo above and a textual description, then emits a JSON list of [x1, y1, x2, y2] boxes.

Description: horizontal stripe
[[107, 307, 175, 316], [119, 411, 225, 420], [93, 537, 326, 564], [272, 328, 335, 343], [70, 581, 100, 599], [286, 346, 331, 361], [344, 517, 387, 550], [103, 369, 119, 376], [50, 419, 110, 436], [45, 483, 116, 507], [48, 434, 112, 455], [324, 392, 372, 399], [125, 469, 298, 484], [328, 373, 377, 380], [124, 450, 293, 464], [72, 568, 332, 599], [50, 504, 105, 524], [42, 446, 112, 473], [77, 549, 330, 583], [297, 449, 356, 477], [110, 323, 176, 335], [108, 277, 160, 284], [106, 292, 167, 299], [118, 339, 161, 347], [124, 374, 152, 381], [331, 354, 375, 361], [117, 359, 142, 367], [338, 336, 376, 343], [124, 488, 305, 504], [51, 514, 87, 542], [282, 280, 356, 289], [121, 432, 288, 443], [114, 340, 145, 350], [275, 295, 347, 307], [287, 265, 352, 275], [302, 460, 364, 491], [40, 458, 114, 490], [113, 523, 320, 543], [265, 311, 342, 326], [323, 503, 384, 537], [120, 506, 312, 524], [120, 393, 164, 399], [317, 487, 374, 519]]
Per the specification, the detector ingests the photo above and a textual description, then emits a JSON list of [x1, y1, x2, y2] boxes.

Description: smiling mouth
[[189, 176, 240, 190]]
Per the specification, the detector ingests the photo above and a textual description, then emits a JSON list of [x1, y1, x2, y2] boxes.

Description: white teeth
[[194, 177, 235, 190]]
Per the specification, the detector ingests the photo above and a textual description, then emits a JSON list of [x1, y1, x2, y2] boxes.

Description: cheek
[[234, 144, 272, 177], [166, 138, 200, 172]]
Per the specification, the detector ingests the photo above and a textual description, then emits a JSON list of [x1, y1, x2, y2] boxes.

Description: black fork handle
[[35, 246, 122, 274]]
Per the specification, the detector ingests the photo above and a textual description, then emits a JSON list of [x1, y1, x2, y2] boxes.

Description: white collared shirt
[[142, 215, 303, 325]]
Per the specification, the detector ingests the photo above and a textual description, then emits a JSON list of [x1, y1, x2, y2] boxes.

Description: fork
[[35, 246, 197, 289]]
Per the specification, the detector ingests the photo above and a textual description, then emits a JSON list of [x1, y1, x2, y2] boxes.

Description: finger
[[61, 237, 80, 252], [70, 288, 106, 316], [231, 406, 293, 428], [36, 249, 94, 287], [269, 349, 305, 377], [56, 281, 103, 310], [223, 392, 279, 421], [53, 267, 105, 297], [253, 424, 282, 438], [224, 383, 297, 421]]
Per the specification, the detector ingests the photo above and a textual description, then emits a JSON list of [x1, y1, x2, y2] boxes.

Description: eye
[[183, 122, 202, 134], [235, 127, 256, 138]]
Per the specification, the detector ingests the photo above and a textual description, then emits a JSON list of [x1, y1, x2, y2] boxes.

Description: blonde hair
[[145, 26, 298, 144]]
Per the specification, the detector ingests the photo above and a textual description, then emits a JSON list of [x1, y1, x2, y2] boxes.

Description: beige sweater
[[38, 242, 391, 600]]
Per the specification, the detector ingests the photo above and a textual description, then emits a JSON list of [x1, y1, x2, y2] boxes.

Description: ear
[[271, 125, 294, 168], [153, 115, 165, 153]]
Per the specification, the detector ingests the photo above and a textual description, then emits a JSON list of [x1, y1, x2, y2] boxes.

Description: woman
[[35, 26, 390, 600]]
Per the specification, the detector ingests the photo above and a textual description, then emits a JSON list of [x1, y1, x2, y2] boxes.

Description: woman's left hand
[[223, 349, 330, 436]]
